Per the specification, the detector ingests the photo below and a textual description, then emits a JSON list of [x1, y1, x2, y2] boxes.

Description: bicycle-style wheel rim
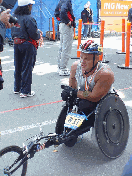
[[0, 145, 27, 176]]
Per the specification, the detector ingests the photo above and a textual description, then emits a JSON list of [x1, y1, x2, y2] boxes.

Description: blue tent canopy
[[6, 0, 99, 38]]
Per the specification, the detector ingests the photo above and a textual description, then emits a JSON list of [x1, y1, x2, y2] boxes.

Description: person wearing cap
[[54, 0, 76, 76], [81, 1, 93, 39], [55, 40, 114, 134], [11, 0, 41, 98]]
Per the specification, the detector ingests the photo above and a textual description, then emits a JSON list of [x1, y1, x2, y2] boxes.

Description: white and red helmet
[[80, 40, 103, 55]]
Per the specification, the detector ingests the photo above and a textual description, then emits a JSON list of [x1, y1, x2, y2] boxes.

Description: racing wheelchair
[[0, 86, 129, 176]]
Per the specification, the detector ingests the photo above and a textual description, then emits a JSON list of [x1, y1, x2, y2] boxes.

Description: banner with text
[[101, 0, 132, 17]]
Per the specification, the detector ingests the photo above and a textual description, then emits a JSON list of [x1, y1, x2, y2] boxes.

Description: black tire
[[0, 145, 27, 176], [64, 136, 77, 147], [94, 94, 130, 159], [55, 105, 78, 147], [55, 105, 68, 135]]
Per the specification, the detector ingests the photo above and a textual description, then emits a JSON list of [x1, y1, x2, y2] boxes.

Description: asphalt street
[[0, 36, 132, 176]]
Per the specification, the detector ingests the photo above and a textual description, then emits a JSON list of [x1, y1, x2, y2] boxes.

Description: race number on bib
[[64, 113, 87, 130]]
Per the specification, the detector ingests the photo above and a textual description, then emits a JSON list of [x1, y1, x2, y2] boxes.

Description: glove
[[61, 85, 78, 101]]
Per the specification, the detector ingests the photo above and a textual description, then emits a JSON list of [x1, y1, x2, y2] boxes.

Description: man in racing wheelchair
[[55, 40, 129, 158], [56, 40, 115, 135]]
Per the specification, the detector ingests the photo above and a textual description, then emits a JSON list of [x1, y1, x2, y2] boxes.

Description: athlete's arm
[[69, 61, 79, 89], [77, 70, 114, 102]]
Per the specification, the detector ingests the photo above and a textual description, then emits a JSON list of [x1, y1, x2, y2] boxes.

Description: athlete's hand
[[67, 21, 71, 26], [0, 9, 12, 28], [61, 85, 77, 101]]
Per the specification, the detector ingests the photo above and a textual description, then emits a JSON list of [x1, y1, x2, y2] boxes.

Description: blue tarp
[[6, 0, 99, 38]]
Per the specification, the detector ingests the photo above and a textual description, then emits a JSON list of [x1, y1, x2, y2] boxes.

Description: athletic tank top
[[75, 61, 113, 93]]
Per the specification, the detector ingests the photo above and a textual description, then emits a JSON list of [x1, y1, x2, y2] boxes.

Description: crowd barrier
[[103, 19, 132, 68], [116, 19, 125, 54], [117, 22, 132, 69], [99, 20, 109, 63], [50, 17, 132, 69], [52, 17, 55, 41], [71, 19, 108, 63], [77, 19, 82, 58]]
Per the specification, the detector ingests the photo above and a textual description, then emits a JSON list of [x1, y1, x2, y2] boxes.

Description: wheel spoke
[[0, 146, 27, 176]]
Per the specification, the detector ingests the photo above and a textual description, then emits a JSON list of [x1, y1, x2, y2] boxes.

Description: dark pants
[[14, 41, 35, 94], [55, 99, 98, 134], [83, 24, 89, 38], [79, 99, 98, 115], [32, 47, 37, 69], [78, 99, 98, 128], [88, 24, 92, 37]]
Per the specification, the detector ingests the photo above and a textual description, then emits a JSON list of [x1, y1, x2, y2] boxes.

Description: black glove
[[61, 85, 78, 101]]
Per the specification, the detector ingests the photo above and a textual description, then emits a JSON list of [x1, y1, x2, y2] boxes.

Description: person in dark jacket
[[128, 4, 132, 38], [128, 4, 132, 23], [81, 1, 93, 39], [0, 0, 14, 90], [54, 0, 76, 76], [11, 0, 41, 98]]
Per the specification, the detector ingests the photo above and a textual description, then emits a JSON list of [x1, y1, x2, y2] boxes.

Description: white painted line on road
[[124, 100, 132, 107], [0, 119, 57, 136], [0, 56, 10, 59], [45, 47, 51, 48], [32, 63, 58, 75], [3, 69, 15, 72], [2, 60, 14, 64]]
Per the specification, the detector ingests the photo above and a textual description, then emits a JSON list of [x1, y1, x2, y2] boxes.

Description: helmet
[[80, 40, 103, 55], [79, 40, 103, 75]]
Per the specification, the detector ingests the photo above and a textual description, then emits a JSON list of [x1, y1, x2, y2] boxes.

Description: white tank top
[[75, 61, 113, 93]]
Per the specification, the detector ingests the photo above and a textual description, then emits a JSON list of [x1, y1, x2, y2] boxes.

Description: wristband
[[83, 90, 89, 98]]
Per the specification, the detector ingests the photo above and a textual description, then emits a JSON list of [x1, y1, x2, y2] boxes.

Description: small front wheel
[[64, 136, 77, 147], [0, 145, 27, 176]]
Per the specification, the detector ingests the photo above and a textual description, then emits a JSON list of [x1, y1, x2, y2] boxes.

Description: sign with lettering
[[101, 0, 132, 17]]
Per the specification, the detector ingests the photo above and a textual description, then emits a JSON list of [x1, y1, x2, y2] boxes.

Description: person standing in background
[[81, 1, 93, 39], [54, 0, 76, 76], [128, 4, 132, 37], [0, 0, 14, 90], [128, 4, 132, 23], [11, 0, 41, 98]]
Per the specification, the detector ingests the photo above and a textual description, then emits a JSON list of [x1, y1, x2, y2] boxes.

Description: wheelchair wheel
[[0, 145, 27, 176], [55, 105, 78, 147], [64, 135, 77, 147], [55, 104, 68, 135], [93, 93, 129, 159]]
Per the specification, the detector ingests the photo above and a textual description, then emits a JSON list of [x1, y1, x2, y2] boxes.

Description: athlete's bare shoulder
[[100, 64, 114, 75], [95, 63, 114, 82]]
